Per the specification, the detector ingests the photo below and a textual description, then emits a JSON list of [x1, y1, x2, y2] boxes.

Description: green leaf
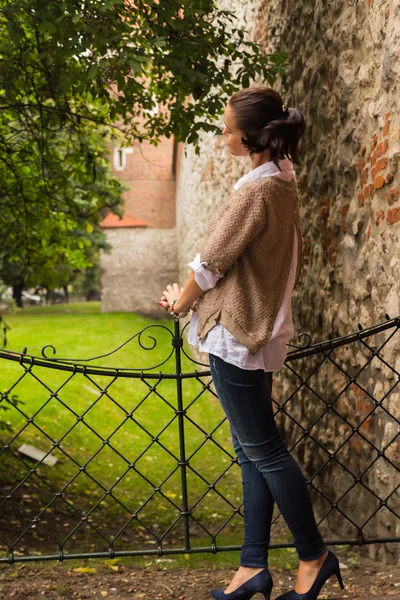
[[87, 64, 99, 80], [128, 59, 143, 73]]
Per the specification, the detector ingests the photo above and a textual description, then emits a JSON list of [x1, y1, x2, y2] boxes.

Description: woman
[[158, 87, 344, 600]]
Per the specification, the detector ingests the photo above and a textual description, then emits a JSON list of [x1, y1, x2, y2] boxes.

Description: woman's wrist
[[171, 298, 190, 317], [172, 299, 183, 313]]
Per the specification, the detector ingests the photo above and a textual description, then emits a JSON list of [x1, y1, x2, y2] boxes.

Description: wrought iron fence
[[0, 314, 399, 564]]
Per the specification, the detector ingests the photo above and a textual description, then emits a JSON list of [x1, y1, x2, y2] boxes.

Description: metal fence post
[[172, 318, 190, 550]]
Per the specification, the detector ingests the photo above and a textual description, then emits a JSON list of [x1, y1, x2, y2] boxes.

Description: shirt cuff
[[188, 252, 224, 292]]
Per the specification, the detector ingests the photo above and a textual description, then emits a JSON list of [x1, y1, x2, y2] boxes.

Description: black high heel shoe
[[209, 567, 273, 600], [274, 549, 344, 600]]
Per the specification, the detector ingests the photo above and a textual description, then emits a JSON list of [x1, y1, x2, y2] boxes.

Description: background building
[[100, 137, 178, 317]]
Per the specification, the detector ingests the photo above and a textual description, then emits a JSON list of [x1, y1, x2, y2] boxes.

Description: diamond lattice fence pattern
[[0, 317, 399, 563]]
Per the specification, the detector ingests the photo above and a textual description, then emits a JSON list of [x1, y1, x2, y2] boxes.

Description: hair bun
[[228, 86, 306, 164]]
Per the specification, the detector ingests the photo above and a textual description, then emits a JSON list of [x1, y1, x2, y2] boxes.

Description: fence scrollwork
[[0, 315, 399, 563]]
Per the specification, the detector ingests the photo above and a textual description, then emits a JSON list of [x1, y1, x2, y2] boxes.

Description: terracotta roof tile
[[100, 213, 148, 228]]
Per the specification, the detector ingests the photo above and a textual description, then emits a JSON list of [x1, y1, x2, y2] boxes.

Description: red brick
[[375, 210, 385, 225], [360, 168, 369, 185], [327, 229, 337, 265], [372, 157, 388, 178], [352, 439, 361, 455], [367, 225, 371, 237], [360, 417, 372, 432], [319, 198, 330, 220], [363, 186, 371, 201], [341, 203, 350, 233], [340, 204, 349, 214], [385, 112, 391, 120], [320, 197, 330, 209], [383, 120, 390, 136], [386, 172, 394, 184], [303, 235, 311, 256], [358, 191, 365, 207], [387, 207, 400, 225], [386, 188, 400, 202], [369, 184, 375, 198], [352, 383, 367, 397], [376, 139, 388, 157], [370, 135, 378, 152], [357, 158, 365, 171], [374, 175, 386, 189], [357, 398, 373, 412]]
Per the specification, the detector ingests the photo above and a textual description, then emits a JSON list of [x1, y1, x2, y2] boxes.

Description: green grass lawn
[[0, 303, 295, 566], [0, 304, 247, 555]]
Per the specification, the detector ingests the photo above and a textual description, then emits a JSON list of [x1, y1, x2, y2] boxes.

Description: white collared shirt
[[187, 157, 299, 372]]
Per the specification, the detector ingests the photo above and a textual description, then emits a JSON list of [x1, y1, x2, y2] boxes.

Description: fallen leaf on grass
[[104, 558, 119, 565], [73, 567, 97, 574], [104, 558, 119, 571]]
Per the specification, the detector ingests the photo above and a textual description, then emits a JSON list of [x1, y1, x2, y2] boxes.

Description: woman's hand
[[158, 283, 184, 313], [158, 272, 204, 315]]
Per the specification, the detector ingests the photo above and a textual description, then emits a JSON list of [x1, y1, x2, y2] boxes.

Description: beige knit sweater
[[190, 175, 303, 354]]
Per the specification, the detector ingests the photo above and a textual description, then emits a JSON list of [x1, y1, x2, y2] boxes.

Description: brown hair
[[228, 87, 306, 167]]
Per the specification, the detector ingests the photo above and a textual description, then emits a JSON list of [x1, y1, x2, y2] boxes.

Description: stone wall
[[175, 0, 400, 563], [100, 227, 178, 318]]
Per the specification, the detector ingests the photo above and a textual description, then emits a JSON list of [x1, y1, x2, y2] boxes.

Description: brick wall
[[108, 137, 176, 229], [100, 137, 177, 315]]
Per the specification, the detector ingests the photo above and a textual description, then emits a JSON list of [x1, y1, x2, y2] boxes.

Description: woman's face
[[221, 103, 249, 156]]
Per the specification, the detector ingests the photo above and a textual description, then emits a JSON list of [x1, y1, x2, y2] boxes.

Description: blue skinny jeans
[[208, 352, 328, 567]]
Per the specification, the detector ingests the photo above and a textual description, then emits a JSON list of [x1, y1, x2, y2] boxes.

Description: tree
[[0, 0, 288, 298], [0, 118, 127, 303], [1, 0, 287, 143]]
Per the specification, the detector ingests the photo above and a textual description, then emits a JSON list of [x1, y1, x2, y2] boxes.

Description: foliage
[[0, 391, 24, 432], [0, 113, 126, 292], [0, 281, 15, 346], [1, 0, 288, 144], [0, 0, 288, 292], [70, 247, 102, 301], [0, 314, 10, 347]]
